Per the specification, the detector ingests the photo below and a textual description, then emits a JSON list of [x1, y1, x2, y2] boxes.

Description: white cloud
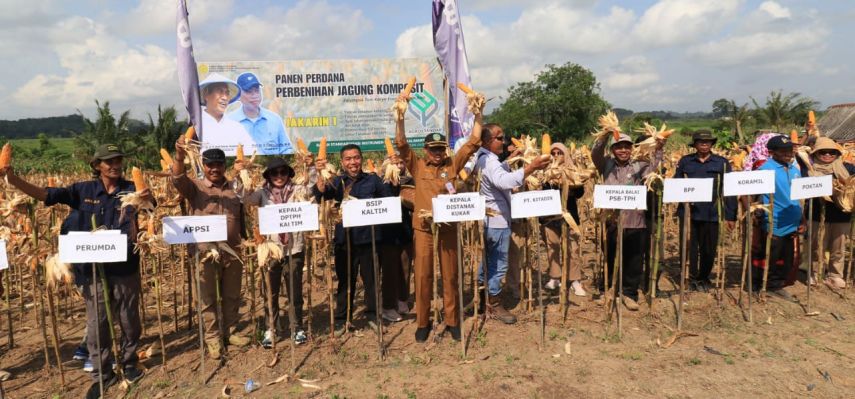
[[196, 0, 372, 61], [115, 0, 234, 36], [633, 0, 742, 46], [12, 16, 175, 111], [603, 56, 660, 90], [757, 1, 791, 20]]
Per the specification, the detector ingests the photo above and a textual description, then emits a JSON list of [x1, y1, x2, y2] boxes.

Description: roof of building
[[819, 103, 855, 142]]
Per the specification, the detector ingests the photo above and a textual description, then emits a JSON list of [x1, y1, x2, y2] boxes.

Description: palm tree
[[140, 105, 186, 169], [751, 90, 819, 132], [73, 100, 134, 162]]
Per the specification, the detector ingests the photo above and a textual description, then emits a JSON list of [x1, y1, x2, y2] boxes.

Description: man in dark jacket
[[2, 144, 148, 398], [674, 130, 737, 292], [314, 144, 391, 330]]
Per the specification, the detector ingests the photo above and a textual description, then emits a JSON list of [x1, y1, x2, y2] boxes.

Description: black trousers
[[265, 253, 304, 332], [604, 227, 648, 300], [334, 243, 377, 320], [680, 219, 720, 282], [81, 271, 141, 382], [752, 233, 796, 290]]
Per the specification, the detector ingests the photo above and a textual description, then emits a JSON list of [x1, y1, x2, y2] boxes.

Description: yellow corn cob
[[511, 137, 523, 149], [317, 137, 327, 160], [0, 142, 11, 168], [160, 148, 174, 168], [184, 126, 196, 144], [366, 158, 376, 173], [790, 130, 799, 143], [147, 218, 155, 235], [160, 159, 169, 172], [236, 144, 245, 162], [132, 167, 147, 192], [457, 82, 474, 95], [401, 76, 416, 98], [384, 137, 395, 157], [612, 130, 621, 142], [253, 226, 263, 245], [296, 138, 309, 154], [808, 110, 816, 125], [541, 133, 551, 155]]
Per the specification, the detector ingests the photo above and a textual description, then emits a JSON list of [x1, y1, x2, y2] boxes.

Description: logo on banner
[[409, 91, 439, 127]]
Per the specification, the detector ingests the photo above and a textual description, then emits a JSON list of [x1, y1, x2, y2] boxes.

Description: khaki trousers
[[811, 222, 850, 278], [541, 224, 582, 281], [198, 256, 243, 340], [413, 228, 459, 328]]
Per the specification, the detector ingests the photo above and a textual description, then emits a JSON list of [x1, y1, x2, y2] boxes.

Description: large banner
[[197, 58, 446, 156]]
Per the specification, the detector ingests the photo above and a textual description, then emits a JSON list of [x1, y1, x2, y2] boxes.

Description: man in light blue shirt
[[228, 72, 294, 155], [754, 135, 805, 302], [474, 124, 548, 324]]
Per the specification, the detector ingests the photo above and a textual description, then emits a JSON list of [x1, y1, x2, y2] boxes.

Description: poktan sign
[[197, 58, 446, 156]]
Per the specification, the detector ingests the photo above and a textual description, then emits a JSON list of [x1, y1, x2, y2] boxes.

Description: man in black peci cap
[[1, 144, 149, 397], [673, 130, 737, 292], [172, 140, 250, 359]]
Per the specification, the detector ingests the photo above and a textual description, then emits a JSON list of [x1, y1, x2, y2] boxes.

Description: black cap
[[262, 157, 294, 179], [91, 144, 124, 162], [423, 132, 447, 148], [766, 135, 793, 150], [202, 148, 226, 164], [692, 129, 716, 144]]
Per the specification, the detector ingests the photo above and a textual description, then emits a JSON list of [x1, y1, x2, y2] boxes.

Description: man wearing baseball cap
[[1, 144, 149, 396], [674, 130, 737, 292], [393, 94, 485, 342], [199, 72, 253, 156], [227, 72, 294, 155], [592, 128, 666, 311], [752, 135, 805, 301], [172, 140, 250, 359]]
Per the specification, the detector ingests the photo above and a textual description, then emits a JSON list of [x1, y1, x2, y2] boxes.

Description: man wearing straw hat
[[806, 137, 855, 289], [198, 73, 253, 155], [1, 144, 148, 397], [674, 129, 737, 292]]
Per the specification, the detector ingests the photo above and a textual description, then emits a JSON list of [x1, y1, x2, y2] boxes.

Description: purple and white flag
[[176, 0, 202, 139], [432, 0, 472, 149]]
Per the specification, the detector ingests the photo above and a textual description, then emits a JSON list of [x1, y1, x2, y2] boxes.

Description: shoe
[[447, 325, 461, 342], [545, 279, 560, 291], [123, 366, 144, 384], [293, 329, 307, 345], [571, 281, 587, 297], [824, 276, 846, 289], [622, 296, 640, 311], [808, 274, 817, 286], [382, 308, 403, 322], [488, 295, 517, 324], [206, 338, 222, 360], [261, 329, 274, 349], [415, 326, 431, 343], [85, 372, 117, 399], [333, 319, 348, 337], [83, 359, 94, 372], [73, 345, 89, 361], [397, 301, 410, 315], [228, 334, 250, 347], [770, 288, 797, 303]]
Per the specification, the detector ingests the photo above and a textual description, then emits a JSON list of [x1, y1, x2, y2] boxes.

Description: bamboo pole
[[153, 255, 168, 368], [761, 194, 775, 302], [817, 201, 827, 283], [97, 264, 125, 382], [431, 223, 440, 337], [532, 219, 546, 350], [616, 217, 624, 339], [456, 223, 466, 358], [678, 202, 690, 330], [194, 252, 205, 381], [559, 182, 569, 318], [369, 226, 384, 360], [305, 233, 313, 341], [3, 268, 11, 350], [806, 200, 814, 314]]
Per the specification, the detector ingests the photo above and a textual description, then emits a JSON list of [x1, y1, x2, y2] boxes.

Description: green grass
[[10, 137, 76, 152]]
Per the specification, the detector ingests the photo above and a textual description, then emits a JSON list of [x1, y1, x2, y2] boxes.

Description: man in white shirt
[[199, 73, 253, 156]]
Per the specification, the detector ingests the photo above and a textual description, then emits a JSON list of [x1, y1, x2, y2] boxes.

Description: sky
[[1, 0, 853, 120]]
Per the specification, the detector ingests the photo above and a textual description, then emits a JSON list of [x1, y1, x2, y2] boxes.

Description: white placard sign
[[723, 170, 775, 197], [258, 202, 319, 234], [663, 178, 714, 204], [0, 240, 8, 270], [432, 193, 485, 223], [342, 197, 402, 228], [162, 215, 228, 244], [593, 185, 648, 210], [59, 231, 127, 263], [511, 190, 563, 219], [790, 174, 833, 200]]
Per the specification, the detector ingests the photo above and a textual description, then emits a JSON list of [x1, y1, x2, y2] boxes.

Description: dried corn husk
[[380, 158, 401, 185], [258, 240, 284, 266], [592, 110, 621, 142], [45, 253, 73, 289]]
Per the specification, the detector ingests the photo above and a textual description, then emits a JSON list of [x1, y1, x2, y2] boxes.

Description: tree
[[712, 98, 752, 143], [750, 90, 819, 133], [73, 100, 138, 162], [137, 105, 186, 169], [486, 62, 611, 143]]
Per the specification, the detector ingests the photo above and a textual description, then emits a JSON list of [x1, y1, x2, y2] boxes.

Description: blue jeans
[[479, 227, 510, 296]]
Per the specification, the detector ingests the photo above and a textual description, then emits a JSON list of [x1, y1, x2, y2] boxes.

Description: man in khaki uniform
[[394, 96, 483, 342], [172, 144, 248, 359]]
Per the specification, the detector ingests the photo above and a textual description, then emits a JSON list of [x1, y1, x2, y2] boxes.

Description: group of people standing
[[1, 104, 852, 398]]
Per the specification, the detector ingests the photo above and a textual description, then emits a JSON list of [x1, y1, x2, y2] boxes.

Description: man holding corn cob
[[1, 144, 149, 396], [592, 130, 666, 311], [172, 141, 250, 359], [393, 85, 486, 341]]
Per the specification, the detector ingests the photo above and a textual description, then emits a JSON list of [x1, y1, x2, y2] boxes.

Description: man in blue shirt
[[228, 72, 294, 155], [753, 135, 805, 301], [1, 144, 149, 397], [674, 130, 737, 292]]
